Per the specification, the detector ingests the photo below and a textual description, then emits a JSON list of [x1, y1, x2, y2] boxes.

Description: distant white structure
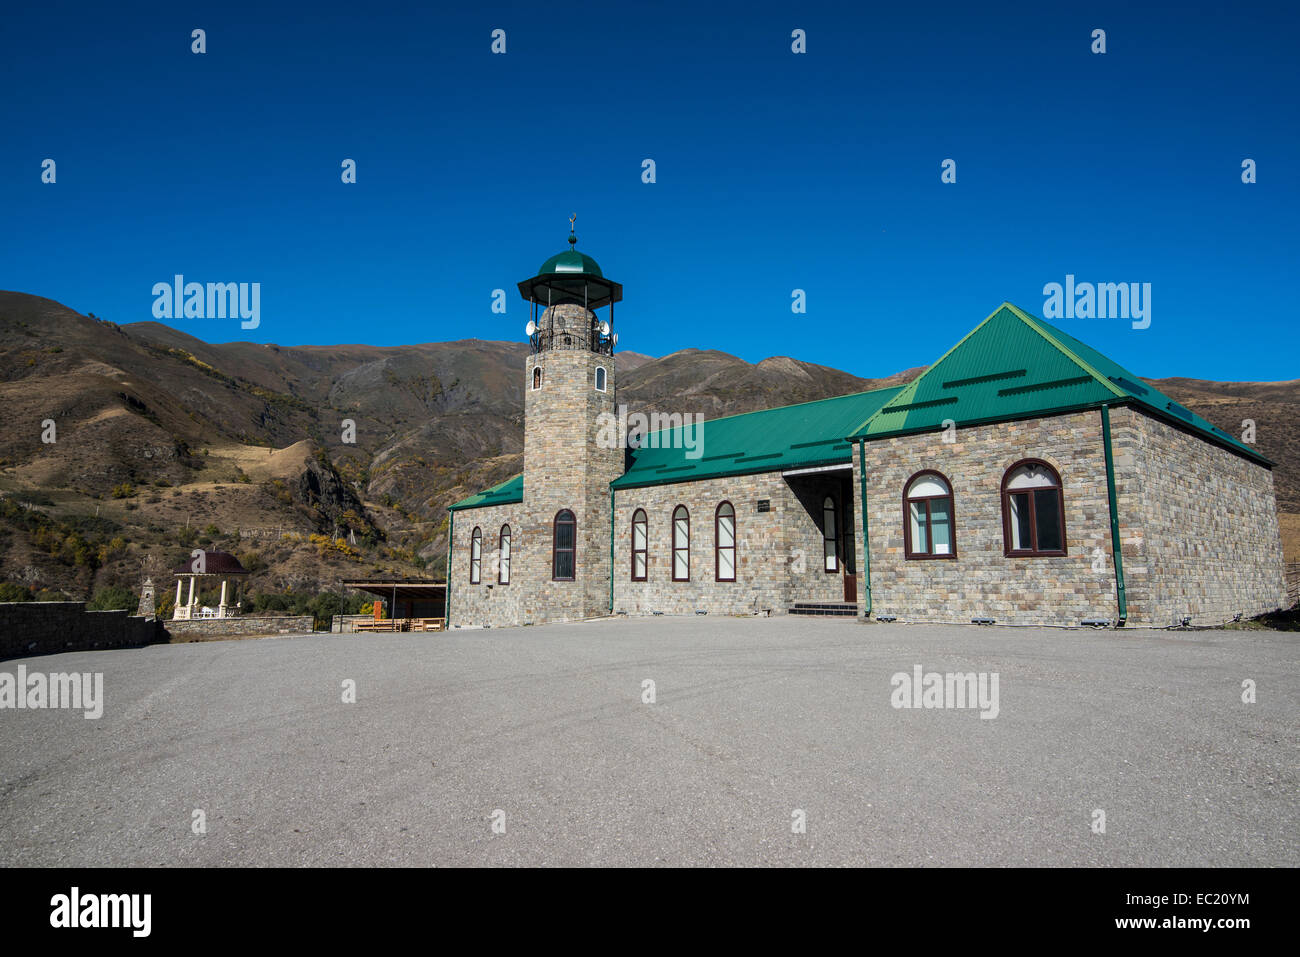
[[171, 550, 249, 620]]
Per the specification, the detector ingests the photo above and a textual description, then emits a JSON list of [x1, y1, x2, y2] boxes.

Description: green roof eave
[[611, 450, 854, 491], [612, 387, 903, 491], [447, 473, 524, 511]]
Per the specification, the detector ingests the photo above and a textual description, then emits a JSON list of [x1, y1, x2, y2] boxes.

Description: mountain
[[0, 290, 1295, 602]]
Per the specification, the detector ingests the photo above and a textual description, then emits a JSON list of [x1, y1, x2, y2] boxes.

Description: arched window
[[498, 524, 511, 584], [631, 509, 648, 581], [469, 527, 482, 584], [672, 505, 690, 581], [595, 366, 607, 392], [1002, 460, 1066, 556], [552, 509, 576, 580], [532, 367, 542, 390], [822, 496, 839, 572], [904, 471, 956, 559], [715, 501, 736, 582]]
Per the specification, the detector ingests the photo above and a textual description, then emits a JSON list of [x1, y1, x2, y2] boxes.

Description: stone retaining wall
[[0, 602, 163, 660], [165, 616, 315, 640]]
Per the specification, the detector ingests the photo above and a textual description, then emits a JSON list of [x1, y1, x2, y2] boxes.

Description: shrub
[[86, 585, 137, 611], [0, 582, 33, 602]]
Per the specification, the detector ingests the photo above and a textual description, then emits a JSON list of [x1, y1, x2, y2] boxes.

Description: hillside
[[0, 290, 1295, 604]]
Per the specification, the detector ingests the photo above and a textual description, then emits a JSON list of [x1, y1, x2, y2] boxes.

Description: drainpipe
[[1100, 405, 1128, 626], [609, 486, 616, 613], [445, 510, 454, 628], [858, 439, 872, 617]]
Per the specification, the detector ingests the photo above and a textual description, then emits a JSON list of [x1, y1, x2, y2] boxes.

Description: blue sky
[[2, 0, 1296, 381]]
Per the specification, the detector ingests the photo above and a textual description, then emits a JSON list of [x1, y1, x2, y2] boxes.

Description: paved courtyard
[[1, 617, 1296, 866]]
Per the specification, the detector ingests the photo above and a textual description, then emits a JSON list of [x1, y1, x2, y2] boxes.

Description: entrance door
[[843, 573, 857, 603]]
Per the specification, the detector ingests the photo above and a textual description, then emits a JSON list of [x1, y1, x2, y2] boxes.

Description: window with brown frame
[[498, 524, 511, 584], [715, 501, 736, 581], [822, 496, 839, 572], [553, 509, 576, 580], [904, 471, 956, 559], [469, 527, 482, 584], [672, 505, 690, 581], [631, 509, 648, 581], [1002, 460, 1066, 556]]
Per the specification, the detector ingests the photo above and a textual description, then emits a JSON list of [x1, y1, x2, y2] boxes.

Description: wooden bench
[[353, 619, 400, 633]]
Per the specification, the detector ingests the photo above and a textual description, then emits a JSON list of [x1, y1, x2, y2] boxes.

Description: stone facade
[[0, 602, 164, 661], [612, 470, 856, 616], [164, 615, 315, 640], [448, 502, 527, 628], [854, 410, 1119, 625], [851, 406, 1287, 627], [1109, 406, 1286, 625], [449, 303, 620, 628]]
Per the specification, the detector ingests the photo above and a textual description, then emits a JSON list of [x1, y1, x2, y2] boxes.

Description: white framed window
[[1002, 460, 1065, 556], [905, 471, 955, 559], [822, 496, 839, 572], [672, 505, 690, 581], [595, 366, 607, 392], [498, 524, 511, 584], [631, 509, 648, 581], [470, 527, 482, 584], [715, 502, 735, 581]]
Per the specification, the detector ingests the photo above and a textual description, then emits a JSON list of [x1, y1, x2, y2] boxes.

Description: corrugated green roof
[[849, 303, 1270, 466], [612, 387, 904, 490], [448, 473, 523, 512]]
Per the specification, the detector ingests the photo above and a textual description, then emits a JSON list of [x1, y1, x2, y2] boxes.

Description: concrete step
[[789, 602, 858, 617]]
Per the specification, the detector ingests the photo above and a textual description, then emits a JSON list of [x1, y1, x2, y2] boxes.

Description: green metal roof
[[848, 303, 1271, 466], [538, 248, 603, 277], [448, 473, 523, 512], [612, 387, 904, 490]]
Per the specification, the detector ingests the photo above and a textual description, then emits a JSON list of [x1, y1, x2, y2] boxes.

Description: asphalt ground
[[1, 617, 1295, 866]]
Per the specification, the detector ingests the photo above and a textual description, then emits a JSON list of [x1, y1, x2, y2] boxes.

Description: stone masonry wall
[[611, 469, 853, 616], [447, 502, 530, 628], [854, 411, 1120, 625], [164, 616, 315, 639], [0, 602, 164, 660], [521, 322, 620, 623], [1109, 406, 1286, 625]]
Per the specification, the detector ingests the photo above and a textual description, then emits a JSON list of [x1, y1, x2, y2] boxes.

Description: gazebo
[[171, 550, 250, 620]]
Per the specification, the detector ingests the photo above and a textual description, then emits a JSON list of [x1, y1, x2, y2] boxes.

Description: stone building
[[446, 233, 1287, 628]]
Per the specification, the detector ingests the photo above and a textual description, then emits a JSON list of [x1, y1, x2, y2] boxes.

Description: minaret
[[518, 217, 623, 620]]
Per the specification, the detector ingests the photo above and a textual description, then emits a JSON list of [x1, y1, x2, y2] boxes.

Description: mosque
[[445, 227, 1287, 628]]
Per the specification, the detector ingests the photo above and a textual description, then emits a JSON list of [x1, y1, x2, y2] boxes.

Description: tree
[[0, 582, 33, 602], [86, 585, 137, 611]]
